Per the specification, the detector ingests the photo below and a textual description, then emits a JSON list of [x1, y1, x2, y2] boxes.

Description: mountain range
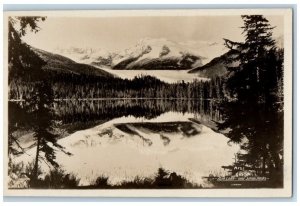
[[53, 38, 227, 71], [35, 36, 284, 80]]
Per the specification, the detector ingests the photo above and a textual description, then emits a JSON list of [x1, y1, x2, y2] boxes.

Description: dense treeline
[[9, 70, 224, 100]]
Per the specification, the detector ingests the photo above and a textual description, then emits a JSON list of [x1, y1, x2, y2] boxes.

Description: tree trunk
[[262, 155, 266, 176], [33, 136, 40, 181]]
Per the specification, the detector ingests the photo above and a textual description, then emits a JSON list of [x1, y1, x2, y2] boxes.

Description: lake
[[12, 99, 240, 187]]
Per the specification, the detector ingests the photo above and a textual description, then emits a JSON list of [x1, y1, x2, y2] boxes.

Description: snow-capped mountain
[[112, 38, 202, 70], [53, 38, 227, 70], [32, 47, 113, 78], [53, 47, 119, 66]]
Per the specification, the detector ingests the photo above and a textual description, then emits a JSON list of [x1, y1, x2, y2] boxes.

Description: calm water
[[12, 99, 239, 187], [98, 66, 209, 83], [53, 99, 222, 130]]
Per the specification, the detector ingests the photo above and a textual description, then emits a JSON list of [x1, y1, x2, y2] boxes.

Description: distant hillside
[[188, 51, 239, 78], [189, 35, 284, 78], [32, 48, 114, 78]]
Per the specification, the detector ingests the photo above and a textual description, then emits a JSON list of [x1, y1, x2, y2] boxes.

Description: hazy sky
[[22, 15, 284, 52]]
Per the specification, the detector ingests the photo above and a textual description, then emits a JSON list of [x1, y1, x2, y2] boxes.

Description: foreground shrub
[[92, 175, 110, 188], [29, 169, 79, 189], [88, 167, 200, 189]]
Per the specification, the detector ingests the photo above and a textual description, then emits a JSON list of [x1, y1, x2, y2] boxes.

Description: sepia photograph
[[3, 9, 293, 197]]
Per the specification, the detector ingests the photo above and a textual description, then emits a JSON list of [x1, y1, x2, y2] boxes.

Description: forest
[[9, 69, 224, 100], [7, 15, 285, 188]]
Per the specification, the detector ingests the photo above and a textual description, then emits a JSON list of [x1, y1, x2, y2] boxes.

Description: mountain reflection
[[52, 99, 221, 133]]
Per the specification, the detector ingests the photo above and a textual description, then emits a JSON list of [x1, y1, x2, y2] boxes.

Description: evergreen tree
[[218, 15, 284, 187], [223, 15, 276, 103], [8, 17, 46, 156], [8, 17, 69, 183], [8, 17, 46, 83]]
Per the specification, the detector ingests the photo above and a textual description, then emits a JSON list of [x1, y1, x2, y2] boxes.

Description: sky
[[21, 15, 284, 52]]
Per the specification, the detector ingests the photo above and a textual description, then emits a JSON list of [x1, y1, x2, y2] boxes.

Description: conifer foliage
[[219, 15, 284, 186], [8, 17, 69, 184]]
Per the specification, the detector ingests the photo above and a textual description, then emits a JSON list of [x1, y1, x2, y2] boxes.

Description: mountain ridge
[[32, 47, 114, 78], [53, 38, 227, 70], [188, 35, 284, 78]]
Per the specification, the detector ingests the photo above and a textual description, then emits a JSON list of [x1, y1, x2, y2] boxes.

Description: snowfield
[[12, 112, 239, 187], [53, 38, 227, 67]]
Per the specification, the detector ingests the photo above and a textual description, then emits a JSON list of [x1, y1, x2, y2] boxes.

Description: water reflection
[[53, 99, 221, 133], [8, 99, 283, 188], [13, 109, 239, 187]]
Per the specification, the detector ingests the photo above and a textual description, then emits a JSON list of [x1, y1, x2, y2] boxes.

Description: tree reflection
[[9, 99, 221, 142]]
